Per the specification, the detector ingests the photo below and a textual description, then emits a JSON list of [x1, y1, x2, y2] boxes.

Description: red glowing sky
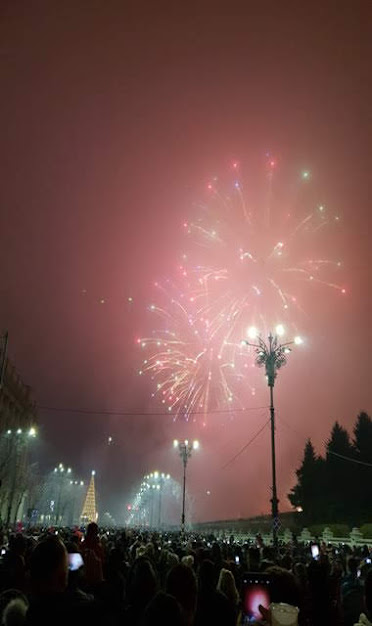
[[1, 1, 370, 523]]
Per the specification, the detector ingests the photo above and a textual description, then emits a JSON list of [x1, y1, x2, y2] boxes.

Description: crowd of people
[[0, 523, 371, 625]]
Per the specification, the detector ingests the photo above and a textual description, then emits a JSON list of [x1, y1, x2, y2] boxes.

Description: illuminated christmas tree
[[81, 470, 97, 523]]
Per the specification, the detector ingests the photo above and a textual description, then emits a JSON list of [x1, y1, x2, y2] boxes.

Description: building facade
[[0, 338, 38, 525]]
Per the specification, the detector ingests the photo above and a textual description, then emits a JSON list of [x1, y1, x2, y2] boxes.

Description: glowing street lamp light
[[4, 423, 38, 527], [243, 326, 303, 555], [145, 471, 171, 527], [53, 463, 74, 525], [173, 439, 199, 534], [157, 472, 170, 528]]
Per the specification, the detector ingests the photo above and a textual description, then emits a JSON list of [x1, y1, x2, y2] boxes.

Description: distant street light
[[151, 472, 170, 527], [68, 479, 85, 525], [54, 463, 73, 525], [129, 472, 171, 528], [5, 426, 38, 526], [243, 325, 303, 555], [173, 439, 199, 534]]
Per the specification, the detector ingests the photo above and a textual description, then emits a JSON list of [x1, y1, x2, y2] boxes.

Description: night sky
[[1, 1, 370, 523]]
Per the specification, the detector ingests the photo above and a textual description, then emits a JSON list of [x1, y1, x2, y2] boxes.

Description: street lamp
[[145, 471, 171, 528], [243, 325, 302, 555], [68, 479, 85, 525], [54, 463, 73, 525], [131, 472, 170, 528], [157, 472, 170, 528], [4, 426, 38, 527], [0, 330, 8, 390], [149, 471, 170, 528], [173, 439, 199, 534]]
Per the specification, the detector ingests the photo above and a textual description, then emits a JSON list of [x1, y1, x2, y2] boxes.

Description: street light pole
[[173, 439, 199, 534], [54, 463, 72, 526], [181, 457, 187, 531], [158, 480, 163, 528], [243, 328, 302, 556], [157, 473, 169, 528], [5, 427, 37, 527], [0, 330, 8, 390], [269, 362, 279, 554]]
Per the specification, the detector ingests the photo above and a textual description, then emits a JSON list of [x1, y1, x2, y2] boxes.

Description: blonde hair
[[181, 555, 194, 568], [2, 597, 29, 626], [217, 568, 239, 605]]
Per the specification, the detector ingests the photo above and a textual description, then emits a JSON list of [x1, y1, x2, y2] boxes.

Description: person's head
[[217, 568, 239, 606], [86, 522, 99, 540], [30, 536, 68, 594], [127, 556, 158, 608], [181, 555, 194, 569], [265, 566, 300, 608], [0, 590, 29, 626], [0, 590, 28, 626], [365, 568, 372, 617], [211, 542, 222, 563], [347, 556, 359, 576], [8, 534, 26, 557], [293, 561, 307, 583], [248, 546, 261, 570], [70, 534, 81, 549], [198, 559, 217, 593], [331, 558, 345, 578], [142, 592, 184, 626], [166, 550, 179, 570], [144, 542, 155, 562], [107, 547, 124, 571], [166, 563, 197, 625]]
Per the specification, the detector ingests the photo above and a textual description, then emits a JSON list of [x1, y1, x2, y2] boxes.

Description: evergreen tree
[[352, 411, 372, 521], [326, 421, 355, 521], [353, 412, 372, 461], [289, 415, 372, 525], [289, 439, 325, 521]]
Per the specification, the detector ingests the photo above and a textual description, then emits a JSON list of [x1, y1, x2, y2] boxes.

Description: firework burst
[[139, 159, 345, 419], [138, 281, 254, 422], [181, 159, 345, 337]]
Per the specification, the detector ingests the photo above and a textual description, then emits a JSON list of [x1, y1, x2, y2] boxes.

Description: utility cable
[[222, 417, 271, 470], [327, 450, 372, 468], [37, 404, 269, 418], [277, 415, 372, 468]]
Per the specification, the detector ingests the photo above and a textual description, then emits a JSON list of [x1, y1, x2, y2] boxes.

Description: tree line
[[288, 411, 372, 524]]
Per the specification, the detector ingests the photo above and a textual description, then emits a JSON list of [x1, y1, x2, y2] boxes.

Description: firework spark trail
[[139, 159, 345, 420], [138, 279, 259, 422], [182, 160, 345, 337]]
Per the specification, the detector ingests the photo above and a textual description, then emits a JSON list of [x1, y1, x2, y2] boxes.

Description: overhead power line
[[327, 450, 372, 468], [37, 404, 269, 418], [222, 418, 271, 470], [277, 416, 372, 468]]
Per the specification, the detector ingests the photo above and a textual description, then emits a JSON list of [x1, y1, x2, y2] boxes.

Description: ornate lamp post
[[243, 325, 303, 554], [133, 472, 171, 528], [69, 479, 85, 525], [5, 426, 37, 527], [53, 463, 72, 525], [157, 472, 170, 528], [173, 439, 199, 534]]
